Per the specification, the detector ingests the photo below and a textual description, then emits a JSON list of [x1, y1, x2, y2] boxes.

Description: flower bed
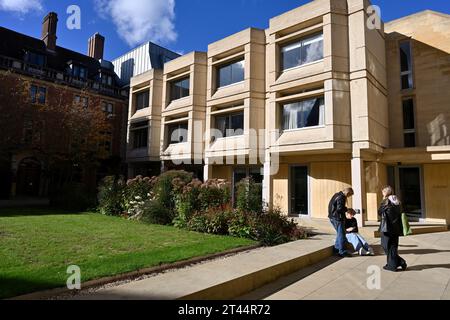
[[97, 171, 308, 246]]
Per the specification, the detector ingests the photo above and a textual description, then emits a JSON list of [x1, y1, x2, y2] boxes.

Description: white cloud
[[94, 0, 177, 47], [0, 0, 43, 14]]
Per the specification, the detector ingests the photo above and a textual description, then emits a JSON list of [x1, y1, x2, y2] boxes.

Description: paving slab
[[244, 231, 450, 300]]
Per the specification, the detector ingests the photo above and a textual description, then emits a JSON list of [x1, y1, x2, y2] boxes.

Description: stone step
[[374, 224, 448, 238]]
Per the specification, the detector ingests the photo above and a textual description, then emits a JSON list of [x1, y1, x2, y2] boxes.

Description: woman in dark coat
[[378, 186, 407, 272]]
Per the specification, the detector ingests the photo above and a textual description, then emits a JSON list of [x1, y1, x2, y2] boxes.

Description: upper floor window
[[170, 77, 190, 102], [281, 33, 324, 71], [168, 122, 188, 144], [25, 51, 45, 67], [400, 41, 413, 90], [102, 101, 114, 115], [135, 91, 150, 111], [70, 64, 88, 79], [402, 98, 416, 147], [217, 59, 245, 88], [101, 73, 114, 86], [74, 95, 89, 108], [215, 112, 244, 138], [130, 121, 148, 149], [282, 96, 324, 130], [30, 85, 46, 104]]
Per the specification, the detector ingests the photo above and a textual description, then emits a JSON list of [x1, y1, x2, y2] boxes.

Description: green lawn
[[0, 208, 256, 299]]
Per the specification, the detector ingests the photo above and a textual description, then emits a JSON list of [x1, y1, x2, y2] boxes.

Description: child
[[345, 209, 374, 256]]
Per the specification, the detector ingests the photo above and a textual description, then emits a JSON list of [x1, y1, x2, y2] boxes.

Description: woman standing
[[378, 186, 407, 272]]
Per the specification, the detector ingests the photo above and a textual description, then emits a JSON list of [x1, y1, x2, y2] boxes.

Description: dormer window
[[70, 64, 87, 79], [25, 51, 45, 67], [101, 73, 114, 86]]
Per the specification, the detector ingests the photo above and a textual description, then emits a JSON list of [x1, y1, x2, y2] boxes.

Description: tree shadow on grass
[[0, 276, 61, 300]]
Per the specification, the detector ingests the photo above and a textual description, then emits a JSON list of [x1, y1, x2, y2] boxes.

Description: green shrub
[[198, 179, 231, 211], [97, 176, 126, 216], [254, 209, 307, 246], [228, 210, 257, 239], [236, 177, 262, 213], [141, 200, 174, 225], [152, 170, 193, 210], [123, 176, 156, 212], [173, 179, 202, 228], [187, 207, 232, 235], [52, 182, 97, 211]]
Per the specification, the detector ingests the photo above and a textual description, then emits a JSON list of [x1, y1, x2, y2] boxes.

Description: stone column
[[351, 156, 366, 227]]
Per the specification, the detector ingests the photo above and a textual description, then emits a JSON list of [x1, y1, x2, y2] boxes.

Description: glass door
[[387, 166, 423, 219], [399, 167, 423, 217], [290, 166, 309, 216]]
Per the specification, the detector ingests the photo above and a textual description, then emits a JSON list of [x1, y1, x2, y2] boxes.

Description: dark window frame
[[30, 85, 47, 104], [135, 91, 150, 111], [167, 122, 188, 145], [130, 121, 149, 149], [170, 76, 190, 102], [216, 58, 245, 88], [399, 40, 414, 90], [214, 111, 244, 138], [281, 96, 325, 131], [280, 32, 324, 72], [402, 97, 416, 148], [25, 51, 46, 67]]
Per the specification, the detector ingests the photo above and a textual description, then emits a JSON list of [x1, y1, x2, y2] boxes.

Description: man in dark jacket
[[328, 187, 354, 257]]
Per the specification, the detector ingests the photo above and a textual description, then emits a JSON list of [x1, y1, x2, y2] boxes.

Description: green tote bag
[[402, 213, 413, 236]]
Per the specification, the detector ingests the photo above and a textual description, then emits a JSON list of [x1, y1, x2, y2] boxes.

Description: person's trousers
[[330, 218, 348, 255], [381, 232, 406, 269], [346, 233, 370, 252]]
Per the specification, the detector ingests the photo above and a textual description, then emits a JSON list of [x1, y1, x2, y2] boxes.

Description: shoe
[[366, 247, 375, 256], [339, 252, 353, 258], [383, 265, 398, 272], [400, 261, 407, 271], [359, 248, 368, 256]]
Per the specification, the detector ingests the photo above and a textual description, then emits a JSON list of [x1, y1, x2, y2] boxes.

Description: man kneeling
[[345, 209, 374, 256]]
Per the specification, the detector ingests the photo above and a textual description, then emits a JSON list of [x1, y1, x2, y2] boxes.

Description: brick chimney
[[41, 12, 58, 51], [88, 33, 105, 60]]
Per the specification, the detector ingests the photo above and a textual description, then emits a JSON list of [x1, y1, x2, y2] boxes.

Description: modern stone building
[[126, 0, 450, 224]]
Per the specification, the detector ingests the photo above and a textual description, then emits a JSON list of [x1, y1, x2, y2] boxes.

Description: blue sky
[[0, 0, 449, 61]]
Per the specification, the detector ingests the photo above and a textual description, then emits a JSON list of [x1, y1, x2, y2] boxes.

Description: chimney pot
[[41, 12, 58, 51], [88, 33, 105, 60]]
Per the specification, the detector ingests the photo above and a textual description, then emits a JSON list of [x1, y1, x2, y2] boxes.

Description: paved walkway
[[66, 234, 337, 300], [240, 231, 450, 300]]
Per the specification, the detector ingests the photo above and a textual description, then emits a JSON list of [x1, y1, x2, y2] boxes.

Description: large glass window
[[402, 98, 416, 147], [130, 121, 148, 149], [215, 112, 244, 138], [30, 85, 46, 104], [400, 41, 413, 90], [168, 122, 188, 144], [135, 91, 149, 111], [170, 77, 190, 102], [281, 33, 323, 71], [282, 96, 324, 130], [217, 59, 245, 88]]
